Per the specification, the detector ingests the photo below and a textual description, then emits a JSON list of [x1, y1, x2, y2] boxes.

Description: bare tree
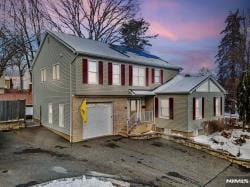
[[47, 0, 139, 43]]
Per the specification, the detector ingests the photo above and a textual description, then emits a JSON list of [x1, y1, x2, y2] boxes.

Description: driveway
[[0, 127, 249, 187]]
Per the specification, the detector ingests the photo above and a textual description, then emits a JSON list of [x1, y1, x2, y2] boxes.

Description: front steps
[[118, 122, 162, 139]]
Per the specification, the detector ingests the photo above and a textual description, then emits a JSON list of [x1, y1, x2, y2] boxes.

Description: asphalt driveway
[[0, 126, 249, 187]]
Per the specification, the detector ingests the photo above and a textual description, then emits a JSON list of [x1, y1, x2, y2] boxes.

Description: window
[[155, 69, 160, 84], [53, 64, 60, 80], [112, 64, 120, 85], [59, 104, 64, 127], [160, 99, 169, 119], [41, 69, 47, 82], [215, 97, 220, 116], [195, 98, 202, 119], [48, 103, 53, 124], [88, 60, 98, 84], [133, 66, 145, 86]]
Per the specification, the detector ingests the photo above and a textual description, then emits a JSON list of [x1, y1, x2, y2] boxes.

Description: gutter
[[69, 52, 79, 143]]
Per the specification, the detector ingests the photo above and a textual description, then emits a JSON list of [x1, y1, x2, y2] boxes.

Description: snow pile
[[34, 176, 114, 187], [193, 129, 250, 160]]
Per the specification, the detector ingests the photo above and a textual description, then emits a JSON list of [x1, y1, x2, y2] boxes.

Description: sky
[[139, 0, 249, 73]]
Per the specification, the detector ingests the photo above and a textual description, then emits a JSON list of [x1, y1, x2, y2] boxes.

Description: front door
[[129, 99, 141, 120]]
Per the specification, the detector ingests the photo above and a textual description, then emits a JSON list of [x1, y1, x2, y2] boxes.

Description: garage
[[83, 103, 113, 139]]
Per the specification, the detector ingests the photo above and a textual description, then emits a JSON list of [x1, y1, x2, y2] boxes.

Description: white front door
[[129, 99, 141, 120], [83, 103, 113, 139]]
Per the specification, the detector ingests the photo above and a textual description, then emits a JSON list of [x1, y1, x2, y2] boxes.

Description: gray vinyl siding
[[187, 92, 224, 132], [72, 56, 179, 95], [155, 95, 188, 131], [32, 35, 76, 135]]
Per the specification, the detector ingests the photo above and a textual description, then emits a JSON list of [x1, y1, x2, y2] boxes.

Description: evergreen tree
[[120, 18, 158, 49], [215, 10, 246, 112], [237, 71, 250, 129]]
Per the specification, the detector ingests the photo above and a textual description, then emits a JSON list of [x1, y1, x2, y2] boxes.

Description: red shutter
[[169, 98, 174, 120], [146, 68, 149, 86], [155, 97, 159, 118], [129, 65, 133, 86], [193, 97, 196, 120], [121, 64, 125, 86], [151, 68, 155, 83], [202, 97, 205, 119], [160, 69, 163, 84], [98, 61, 103, 84], [213, 97, 216, 116], [220, 97, 223, 115], [108, 63, 112, 85], [82, 58, 88, 83]]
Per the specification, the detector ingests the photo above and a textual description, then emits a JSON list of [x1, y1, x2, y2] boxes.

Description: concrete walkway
[[0, 127, 249, 187]]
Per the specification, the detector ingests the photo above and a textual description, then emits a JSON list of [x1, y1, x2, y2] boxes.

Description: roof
[[153, 74, 227, 94], [44, 31, 182, 70], [129, 90, 155, 96]]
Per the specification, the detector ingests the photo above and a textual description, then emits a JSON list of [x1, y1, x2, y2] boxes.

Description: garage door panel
[[83, 103, 113, 139]]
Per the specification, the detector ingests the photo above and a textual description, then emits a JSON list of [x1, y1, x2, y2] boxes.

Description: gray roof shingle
[[48, 31, 182, 70]]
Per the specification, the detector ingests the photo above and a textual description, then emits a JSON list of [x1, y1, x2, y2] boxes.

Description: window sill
[[159, 116, 170, 120]]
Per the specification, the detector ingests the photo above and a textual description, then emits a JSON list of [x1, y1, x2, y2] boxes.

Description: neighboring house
[[5, 69, 31, 90], [0, 75, 4, 94], [32, 31, 226, 142]]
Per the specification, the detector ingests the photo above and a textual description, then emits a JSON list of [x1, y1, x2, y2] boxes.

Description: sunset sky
[[140, 0, 249, 73]]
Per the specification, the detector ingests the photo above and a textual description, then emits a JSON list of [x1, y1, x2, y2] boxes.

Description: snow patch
[[193, 129, 250, 160], [34, 176, 114, 187], [52, 166, 68, 174]]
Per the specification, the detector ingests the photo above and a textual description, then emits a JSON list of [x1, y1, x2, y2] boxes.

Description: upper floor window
[[41, 68, 47, 82], [195, 98, 202, 119], [133, 66, 145, 86], [112, 64, 120, 85], [52, 64, 60, 80], [88, 60, 98, 84], [155, 69, 160, 84]]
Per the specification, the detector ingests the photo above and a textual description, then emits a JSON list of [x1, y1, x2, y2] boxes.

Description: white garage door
[[83, 103, 113, 139]]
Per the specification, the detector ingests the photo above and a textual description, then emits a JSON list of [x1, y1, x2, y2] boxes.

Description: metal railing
[[127, 111, 154, 133]]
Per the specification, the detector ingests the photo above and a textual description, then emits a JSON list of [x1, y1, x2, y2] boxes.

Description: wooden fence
[[0, 100, 25, 122]]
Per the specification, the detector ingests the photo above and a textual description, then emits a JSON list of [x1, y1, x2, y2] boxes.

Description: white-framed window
[[48, 103, 53, 124], [52, 64, 60, 80], [215, 97, 220, 116], [41, 68, 47, 82], [133, 66, 145, 86], [112, 64, 120, 85], [155, 69, 160, 84], [195, 98, 202, 119], [59, 104, 64, 127], [160, 99, 169, 119], [88, 60, 98, 84]]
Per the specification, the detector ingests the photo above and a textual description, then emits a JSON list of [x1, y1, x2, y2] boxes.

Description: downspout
[[69, 53, 78, 143]]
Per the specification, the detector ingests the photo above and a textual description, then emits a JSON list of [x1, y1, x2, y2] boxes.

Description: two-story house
[[32, 31, 226, 142]]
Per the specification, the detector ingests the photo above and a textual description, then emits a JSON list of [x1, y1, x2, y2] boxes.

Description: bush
[[202, 119, 225, 135]]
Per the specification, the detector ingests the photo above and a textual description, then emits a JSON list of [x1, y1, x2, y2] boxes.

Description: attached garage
[[83, 103, 113, 139]]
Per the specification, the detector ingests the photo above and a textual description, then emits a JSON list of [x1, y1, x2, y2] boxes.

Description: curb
[[163, 135, 250, 168]]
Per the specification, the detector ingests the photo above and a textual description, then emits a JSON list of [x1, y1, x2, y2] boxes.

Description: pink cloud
[[149, 20, 222, 41]]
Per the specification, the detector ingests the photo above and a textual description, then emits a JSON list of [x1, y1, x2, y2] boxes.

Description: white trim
[[59, 104, 64, 127], [48, 103, 53, 124], [195, 97, 202, 120], [132, 66, 146, 86], [159, 98, 170, 119], [88, 60, 98, 85], [112, 63, 121, 85], [154, 69, 161, 84]]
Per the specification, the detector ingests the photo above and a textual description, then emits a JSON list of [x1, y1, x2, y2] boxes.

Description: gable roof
[[153, 74, 227, 94], [41, 31, 182, 70]]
